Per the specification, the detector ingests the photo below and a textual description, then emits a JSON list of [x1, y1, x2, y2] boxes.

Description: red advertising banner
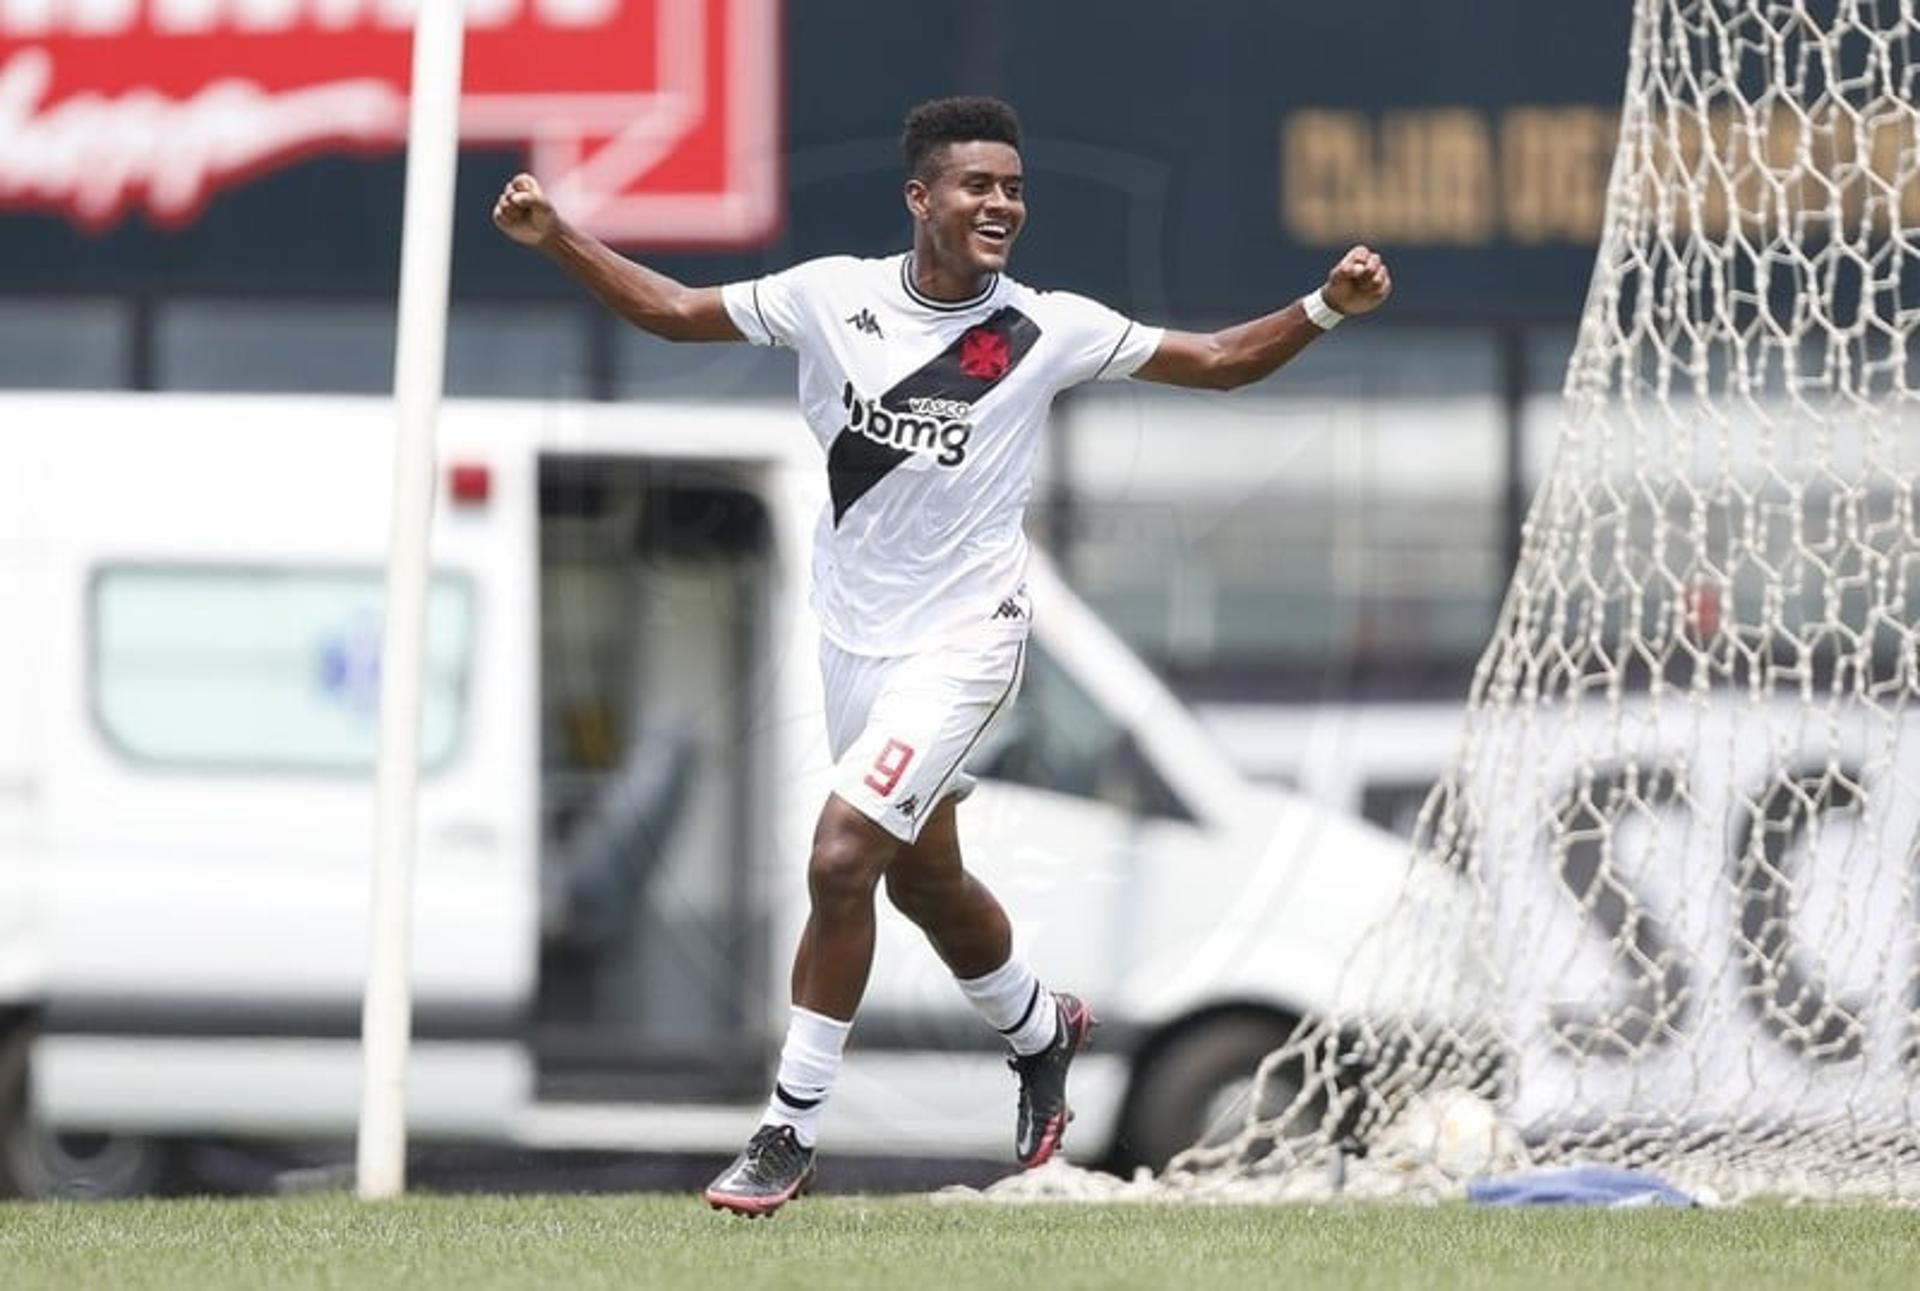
[[0, 0, 781, 246]]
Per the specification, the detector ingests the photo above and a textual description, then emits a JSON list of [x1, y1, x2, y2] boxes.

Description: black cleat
[[702, 1124, 816, 1218], [1010, 992, 1095, 1168]]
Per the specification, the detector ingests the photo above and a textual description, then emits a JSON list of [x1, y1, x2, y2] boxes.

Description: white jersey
[[721, 253, 1163, 655]]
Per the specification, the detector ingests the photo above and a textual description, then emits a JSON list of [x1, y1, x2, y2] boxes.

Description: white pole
[[358, 0, 467, 1202]]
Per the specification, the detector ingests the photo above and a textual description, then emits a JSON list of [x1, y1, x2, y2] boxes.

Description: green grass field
[[2, 1193, 1917, 1291]]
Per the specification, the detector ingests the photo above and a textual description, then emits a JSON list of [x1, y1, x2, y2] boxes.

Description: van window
[[91, 567, 474, 772], [976, 643, 1193, 821]]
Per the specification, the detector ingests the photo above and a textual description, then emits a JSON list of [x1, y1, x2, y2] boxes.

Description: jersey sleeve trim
[[1100, 322, 1166, 381], [719, 278, 776, 346], [1091, 321, 1136, 381], [751, 281, 774, 339]]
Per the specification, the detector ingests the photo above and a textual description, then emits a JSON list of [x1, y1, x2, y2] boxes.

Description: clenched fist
[[1322, 245, 1392, 316], [492, 172, 556, 248]]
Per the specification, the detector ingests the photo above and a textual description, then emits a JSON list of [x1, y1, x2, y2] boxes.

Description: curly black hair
[[901, 97, 1022, 178]]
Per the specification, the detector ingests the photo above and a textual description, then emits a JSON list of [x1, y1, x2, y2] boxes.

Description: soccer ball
[[1375, 1088, 1523, 1179]]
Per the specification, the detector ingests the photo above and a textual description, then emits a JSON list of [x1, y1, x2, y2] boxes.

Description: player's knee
[[807, 820, 889, 909]]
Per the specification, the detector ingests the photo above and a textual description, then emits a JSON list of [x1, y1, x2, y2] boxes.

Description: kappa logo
[[895, 795, 920, 817], [840, 381, 973, 467], [846, 308, 884, 339]]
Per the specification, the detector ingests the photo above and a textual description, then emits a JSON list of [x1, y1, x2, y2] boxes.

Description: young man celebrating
[[493, 96, 1390, 1216]]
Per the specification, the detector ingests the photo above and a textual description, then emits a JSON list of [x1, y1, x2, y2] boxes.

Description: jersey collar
[[898, 254, 999, 313]]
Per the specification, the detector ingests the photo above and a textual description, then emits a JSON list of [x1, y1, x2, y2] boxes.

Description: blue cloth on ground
[[1468, 1165, 1695, 1208]]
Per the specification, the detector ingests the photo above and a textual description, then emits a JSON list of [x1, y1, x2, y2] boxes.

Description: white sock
[[957, 954, 1059, 1057], [760, 1006, 852, 1149]]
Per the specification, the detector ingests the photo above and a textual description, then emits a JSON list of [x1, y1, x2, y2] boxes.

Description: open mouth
[[971, 221, 1012, 249]]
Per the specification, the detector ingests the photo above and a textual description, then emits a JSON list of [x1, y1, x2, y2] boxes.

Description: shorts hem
[[830, 788, 923, 844]]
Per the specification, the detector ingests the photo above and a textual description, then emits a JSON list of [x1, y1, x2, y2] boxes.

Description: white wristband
[[1301, 288, 1345, 331]]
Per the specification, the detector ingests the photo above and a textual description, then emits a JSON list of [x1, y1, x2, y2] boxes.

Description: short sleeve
[[720, 260, 824, 349], [1047, 291, 1166, 387]]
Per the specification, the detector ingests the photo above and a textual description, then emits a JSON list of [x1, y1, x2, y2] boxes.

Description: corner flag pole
[[358, 0, 467, 1201]]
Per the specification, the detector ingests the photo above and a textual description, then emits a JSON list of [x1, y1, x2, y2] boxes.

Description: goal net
[[1171, 0, 1920, 1204]]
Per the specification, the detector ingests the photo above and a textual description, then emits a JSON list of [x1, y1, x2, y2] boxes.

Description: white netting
[[1161, 0, 1920, 1204]]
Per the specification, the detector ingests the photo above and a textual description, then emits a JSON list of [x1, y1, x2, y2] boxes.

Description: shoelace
[[746, 1127, 797, 1166]]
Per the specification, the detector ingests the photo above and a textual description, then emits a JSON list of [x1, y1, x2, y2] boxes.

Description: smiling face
[[905, 140, 1026, 281]]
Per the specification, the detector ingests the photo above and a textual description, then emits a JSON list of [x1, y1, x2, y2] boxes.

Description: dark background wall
[[6, 0, 1635, 323]]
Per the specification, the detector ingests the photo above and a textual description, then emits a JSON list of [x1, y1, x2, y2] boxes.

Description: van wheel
[[1117, 1014, 1312, 1173], [6, 1128, 172, 1200], [0, 1025, 171, 1199]]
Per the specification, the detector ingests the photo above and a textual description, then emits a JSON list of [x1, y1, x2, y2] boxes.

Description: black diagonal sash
[[827, 305, 1042, 526]]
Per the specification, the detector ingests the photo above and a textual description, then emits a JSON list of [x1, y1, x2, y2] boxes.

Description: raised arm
[[1134, 245, 1391, 391], [491, 173, 744, 343]]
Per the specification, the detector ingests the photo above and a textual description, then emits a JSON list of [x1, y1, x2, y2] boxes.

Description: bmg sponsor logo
[[841, 381, 973, 467]]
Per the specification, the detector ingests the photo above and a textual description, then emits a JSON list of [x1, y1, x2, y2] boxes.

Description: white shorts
[[821, 598, 1029, 844]]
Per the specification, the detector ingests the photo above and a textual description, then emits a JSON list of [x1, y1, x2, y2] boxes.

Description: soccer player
[[493, 96, 1390, 1216]]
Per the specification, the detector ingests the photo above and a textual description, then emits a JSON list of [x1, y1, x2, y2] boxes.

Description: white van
[[0, 393, 1461, 1197]]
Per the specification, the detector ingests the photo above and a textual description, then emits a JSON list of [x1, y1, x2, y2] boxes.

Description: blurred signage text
[[1284, 104, 1920, 248], [0, 0, 781, 245]]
